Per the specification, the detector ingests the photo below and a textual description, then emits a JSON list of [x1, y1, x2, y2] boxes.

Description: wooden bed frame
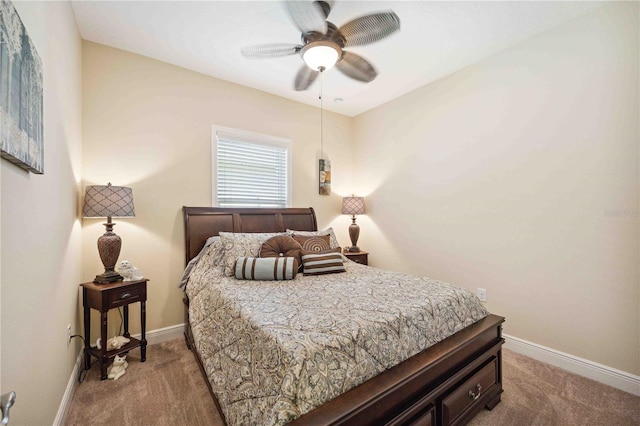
[[182, 206, 504, 426]]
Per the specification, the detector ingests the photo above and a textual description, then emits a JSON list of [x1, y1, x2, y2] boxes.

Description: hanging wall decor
[[316, 68, 331, 196], [0, 0, 44, 174], [319, 158, 331, 195]]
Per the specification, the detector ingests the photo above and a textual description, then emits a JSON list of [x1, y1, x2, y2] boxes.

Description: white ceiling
[[71, 1, 607, 116]]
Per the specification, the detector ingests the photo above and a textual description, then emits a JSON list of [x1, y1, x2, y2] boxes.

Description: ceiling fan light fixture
[[301, 41, 342, 71]]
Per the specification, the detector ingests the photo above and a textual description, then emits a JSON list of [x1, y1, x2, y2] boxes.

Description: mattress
[[184, 244, 488, 425]]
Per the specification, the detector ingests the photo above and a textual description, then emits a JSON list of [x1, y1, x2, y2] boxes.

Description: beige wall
[[353, 2, 639, 375], [0, 1, 83, 424], [82, 42, 355, 337], [0, 4, 635, 424]]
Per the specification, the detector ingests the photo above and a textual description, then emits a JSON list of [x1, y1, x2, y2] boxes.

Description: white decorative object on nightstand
[[117, 260, 143, 281]]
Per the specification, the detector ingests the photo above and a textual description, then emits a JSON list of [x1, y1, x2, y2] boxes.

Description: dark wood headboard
[[182, 206, 318, 265]]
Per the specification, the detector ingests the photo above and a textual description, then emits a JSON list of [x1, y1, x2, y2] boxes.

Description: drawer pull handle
[[120, 292, 132, 300], [468, 384, 482, 400]]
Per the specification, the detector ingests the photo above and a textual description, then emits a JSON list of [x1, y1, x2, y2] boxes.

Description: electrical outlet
[[477, 288, 487, 302], [67, 324, 72, 347]]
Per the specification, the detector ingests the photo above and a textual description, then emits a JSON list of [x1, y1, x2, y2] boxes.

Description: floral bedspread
[[185, 245, 488, 425]]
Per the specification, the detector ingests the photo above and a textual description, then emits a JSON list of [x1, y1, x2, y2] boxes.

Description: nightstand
[[344, 250, 369, 265], [81, 278, 148, 380]]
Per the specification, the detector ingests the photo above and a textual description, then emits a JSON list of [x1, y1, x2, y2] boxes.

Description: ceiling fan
[[241, 0, 400, 91]]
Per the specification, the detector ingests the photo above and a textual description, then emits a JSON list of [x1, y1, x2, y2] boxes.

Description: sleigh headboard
[[182, 206, 318, 265]]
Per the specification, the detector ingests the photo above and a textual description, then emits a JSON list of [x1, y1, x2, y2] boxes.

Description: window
[[212, 126, 291, 208]]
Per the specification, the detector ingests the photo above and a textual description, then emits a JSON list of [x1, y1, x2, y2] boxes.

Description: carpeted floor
[[65, 339, 639, 425], [467, 350, 639, 426], [65, 339, 221, 425]]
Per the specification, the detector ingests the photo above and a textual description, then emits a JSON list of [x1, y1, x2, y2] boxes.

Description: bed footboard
[[292, 314, 504, 426]]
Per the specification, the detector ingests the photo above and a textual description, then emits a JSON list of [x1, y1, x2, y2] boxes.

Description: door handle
[[1, 391, 16, 425]]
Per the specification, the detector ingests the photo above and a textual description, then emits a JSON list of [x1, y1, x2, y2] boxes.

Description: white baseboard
[[131, 323, 185, 345], [53, 347, 84, 426], [54, 323, 186, 425], [504, 333, 640, 396]]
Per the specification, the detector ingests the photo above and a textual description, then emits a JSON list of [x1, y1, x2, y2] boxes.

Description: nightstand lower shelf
[[87, 336, 144, 364], [81, 279, 149, 380]]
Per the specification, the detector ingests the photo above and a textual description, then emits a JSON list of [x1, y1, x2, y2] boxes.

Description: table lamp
[[83, 183, 135, 283], [342, 196, 365, 253]]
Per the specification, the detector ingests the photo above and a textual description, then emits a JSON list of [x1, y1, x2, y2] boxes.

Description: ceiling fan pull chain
[[319, 67, 324, 158]]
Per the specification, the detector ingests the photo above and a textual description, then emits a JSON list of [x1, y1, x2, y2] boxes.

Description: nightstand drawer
[[107, 286, 144, 308], [343, 250, 369, 265]]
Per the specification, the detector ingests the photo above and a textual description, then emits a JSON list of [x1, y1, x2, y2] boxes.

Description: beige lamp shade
[[83, 183, 135, 218], [83, 183, 135, 284], [342, 196, 365, 216]]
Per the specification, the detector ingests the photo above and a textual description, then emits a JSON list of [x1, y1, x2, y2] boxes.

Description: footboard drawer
[[442, 357, 498, 425], [387, 395, 435, 426]]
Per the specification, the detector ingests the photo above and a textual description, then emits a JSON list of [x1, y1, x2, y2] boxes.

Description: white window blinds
[[213, 128, 291, 208]]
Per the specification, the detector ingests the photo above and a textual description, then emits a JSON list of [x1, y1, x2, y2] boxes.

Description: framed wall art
[[319, 158, 331, 195], [0, 0, 44, 174]]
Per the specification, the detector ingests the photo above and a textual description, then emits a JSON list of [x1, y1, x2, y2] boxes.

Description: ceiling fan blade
[[286, 1, 327, 35], [336, 51, 377, 83], [241, 43, 302, 58], [315, 0, 334, 19], [339, 12, 400, 47], [294, 65, 319, 91]]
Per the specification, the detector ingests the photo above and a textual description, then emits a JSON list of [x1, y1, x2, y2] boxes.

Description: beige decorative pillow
[[219, 232, 285, 276], [286, 227, 340, 249], [292, 234, 331, 253]]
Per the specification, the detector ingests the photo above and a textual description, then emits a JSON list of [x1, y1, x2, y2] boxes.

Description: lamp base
[[94, 220, 123, 284], [93, 270, 123, 284], [348, 219, 361, 253]]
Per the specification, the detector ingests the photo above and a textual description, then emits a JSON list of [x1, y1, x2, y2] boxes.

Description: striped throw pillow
[[235, 257, 298, 280], [301, 250, 346, 275]]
